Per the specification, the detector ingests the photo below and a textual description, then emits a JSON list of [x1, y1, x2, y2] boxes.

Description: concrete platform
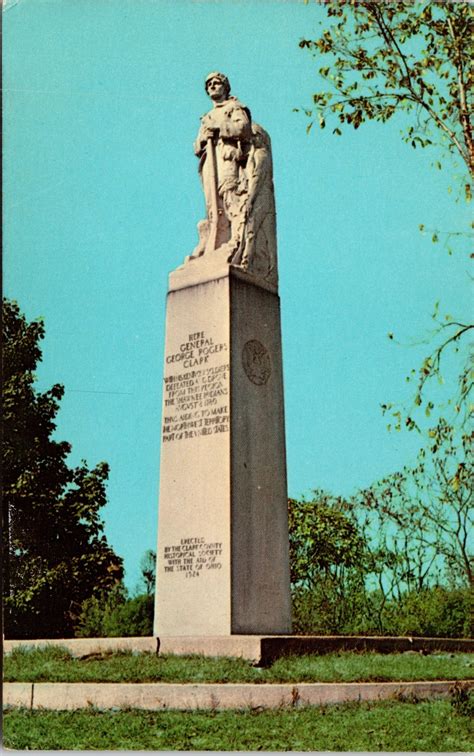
[[4, 635, 473, 664], [3, 636, 159, 658], [4, 680, 470, 711]]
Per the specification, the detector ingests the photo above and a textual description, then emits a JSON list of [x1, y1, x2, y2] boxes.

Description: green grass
[[3, 700, 473, 751], [4, 646, 473, 683]]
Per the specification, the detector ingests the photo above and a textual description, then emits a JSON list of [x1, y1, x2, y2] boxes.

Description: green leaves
[[288, 492, 366, 589], [2, 298, 123, 639], [299, 2, 474, 181]]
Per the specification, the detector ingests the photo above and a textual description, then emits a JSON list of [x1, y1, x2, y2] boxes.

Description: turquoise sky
[[4, 0, 470, 590]]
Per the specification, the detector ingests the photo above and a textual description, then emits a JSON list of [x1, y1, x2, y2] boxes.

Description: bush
[[75, 588, 154, 637], [109, 594, 154, 636], [292, 584, 472, 638], [385, 587, 472, 638], [292, 578, 367, 635]]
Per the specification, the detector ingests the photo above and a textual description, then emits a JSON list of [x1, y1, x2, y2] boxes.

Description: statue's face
[[206, 77, 227, 103]]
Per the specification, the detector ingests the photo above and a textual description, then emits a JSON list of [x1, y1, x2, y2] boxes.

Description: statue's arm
[[219, 104, 252, 142], [194, 121, 208, 157], [194, 112, 218, 156]]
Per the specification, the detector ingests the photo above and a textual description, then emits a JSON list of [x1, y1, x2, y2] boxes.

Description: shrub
[[292, 585, 472, 638], [386, 587, 472, 638], [75, 588, 153, 637]]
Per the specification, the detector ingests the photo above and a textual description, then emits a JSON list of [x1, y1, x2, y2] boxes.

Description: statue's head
[[205, 72, 231, 101]]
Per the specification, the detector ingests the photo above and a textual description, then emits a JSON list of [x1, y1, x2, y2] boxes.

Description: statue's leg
[[189, 219, 210, 259]]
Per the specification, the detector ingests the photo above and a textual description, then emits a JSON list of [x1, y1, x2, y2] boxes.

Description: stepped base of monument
[[158, 634, 473, 662], [5, 679, 467, 712], [4, 635, 472, 664]]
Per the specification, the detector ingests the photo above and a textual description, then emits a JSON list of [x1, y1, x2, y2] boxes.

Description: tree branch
[[446, 15, 474, 176]]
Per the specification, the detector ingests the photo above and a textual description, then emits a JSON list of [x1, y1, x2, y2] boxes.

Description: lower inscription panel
[[163, 537, 224, 579]]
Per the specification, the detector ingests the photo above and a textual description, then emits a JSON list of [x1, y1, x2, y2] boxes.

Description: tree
[[299, 2, 473, 179], [288, 492, 368, 632], [288, 483, 471, 637], [348, 416, 472, 634], [355, 419, 473, 588], [299, 1, 473, 422], [137, 549, 156, 596], [289, 491, 366, 586], [2, 299, 123, 638], [345, 419, 472, 636]]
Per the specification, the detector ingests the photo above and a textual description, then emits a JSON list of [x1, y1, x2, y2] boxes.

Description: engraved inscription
[[163, 330, 229, 443], [163, 538, 223, 579], [242, 340, 271, 385]]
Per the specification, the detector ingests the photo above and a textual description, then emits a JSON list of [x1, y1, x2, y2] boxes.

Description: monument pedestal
[[154, 254, 291, 636]]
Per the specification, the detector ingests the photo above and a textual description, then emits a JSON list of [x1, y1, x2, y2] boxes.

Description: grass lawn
[[4, 646, 473, 683], [3, 700, 473, 751]]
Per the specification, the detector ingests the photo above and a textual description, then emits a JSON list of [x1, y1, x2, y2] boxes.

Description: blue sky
[[4, 0, 471, 590]]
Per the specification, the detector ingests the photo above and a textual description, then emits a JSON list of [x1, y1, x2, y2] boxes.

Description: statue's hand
[[245, 195, 255, 220], [202, 126, 219, 142]]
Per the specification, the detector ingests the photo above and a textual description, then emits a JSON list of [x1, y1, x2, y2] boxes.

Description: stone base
[[3, 636, 158, 658], [158, 634, 474, 663], [169, 250, 277, 295], [154, 261, 291, 636], [5, 680, 468, 711], [4, 635, 473, 663]]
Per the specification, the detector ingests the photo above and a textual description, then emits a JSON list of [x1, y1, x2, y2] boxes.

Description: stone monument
[[154, 72, 291, 636]]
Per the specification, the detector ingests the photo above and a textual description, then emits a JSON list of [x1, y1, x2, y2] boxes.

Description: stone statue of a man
[[191, 72, 278, 286]]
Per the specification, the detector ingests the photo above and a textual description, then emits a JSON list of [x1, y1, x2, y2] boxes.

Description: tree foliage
[[76, 549, 156, 637], [299, 1, 473, 424], [137, 549, 156, 597], [288, 493, 368, 633], [289, 491, 365, 587], [3, 299, 123, 639], [300, 1, 473, 181], [382, 306, 473, 432], [289, 465, 472, 636], [353, 419, 473, 592], [292, 7, 473, 635], [75, 586, 154, 638]]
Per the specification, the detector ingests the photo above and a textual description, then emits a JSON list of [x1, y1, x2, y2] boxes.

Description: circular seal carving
[[242, 340, 271, 386]]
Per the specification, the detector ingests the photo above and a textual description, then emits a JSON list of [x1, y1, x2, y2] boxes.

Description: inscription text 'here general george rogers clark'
[[162, 329, 229, 445]]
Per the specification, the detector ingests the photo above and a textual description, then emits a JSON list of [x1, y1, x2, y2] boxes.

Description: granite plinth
[[169, 250, 278, 294], [154, 259, 291, 636], [3, 636, 158, 657], [4, 635, 473, 663], [157, 633, 474, 663]]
